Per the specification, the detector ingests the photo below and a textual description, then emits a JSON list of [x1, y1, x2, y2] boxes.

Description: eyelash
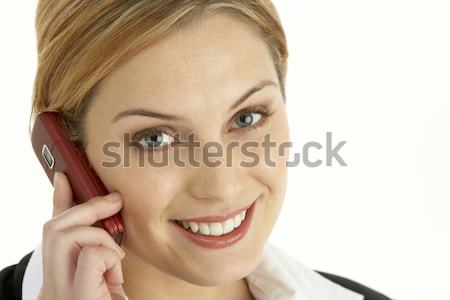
[[132, 104, 275, 151], [230, 105, 274, 133]]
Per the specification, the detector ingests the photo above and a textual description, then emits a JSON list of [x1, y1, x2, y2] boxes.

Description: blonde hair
[[30, 0, 288, 150]]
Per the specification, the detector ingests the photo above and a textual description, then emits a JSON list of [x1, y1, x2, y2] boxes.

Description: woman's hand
[[38, 172, 128, 300]]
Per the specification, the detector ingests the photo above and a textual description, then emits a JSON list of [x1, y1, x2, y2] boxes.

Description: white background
[[1, 1, 449, 299]]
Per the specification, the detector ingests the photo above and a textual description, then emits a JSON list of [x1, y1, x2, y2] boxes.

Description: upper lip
[[174, 198, 257, 223]]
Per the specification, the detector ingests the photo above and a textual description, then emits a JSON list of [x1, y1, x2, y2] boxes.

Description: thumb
[[52, 172, 74, 217]]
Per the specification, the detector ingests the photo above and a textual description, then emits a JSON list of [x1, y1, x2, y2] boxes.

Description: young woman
[[1, 1, 392, 299]]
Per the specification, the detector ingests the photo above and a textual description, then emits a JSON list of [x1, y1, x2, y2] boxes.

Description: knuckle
[[46, 230, 66, 247], [91, 226, 112, 240], [90, 227, 122, 252], [86, 197, 107, 218], [79, 246, 103, 263], [79, 246, 97, 259], [90, 195, 105, 205], [85, 196, 102, 209], [42, 220, 57, 239]]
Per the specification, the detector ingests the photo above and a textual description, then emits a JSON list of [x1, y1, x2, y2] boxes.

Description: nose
[[187, 161, 246, 202]]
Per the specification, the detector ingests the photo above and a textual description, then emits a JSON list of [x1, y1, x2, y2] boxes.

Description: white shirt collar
[[23, 241, 363, 300], [246, 242, 364, 300]]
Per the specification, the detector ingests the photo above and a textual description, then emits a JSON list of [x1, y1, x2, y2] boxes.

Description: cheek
[[250, 115, 290, 224], [112, 167, 183, 218], [249, 116, 290, 191], [88, 142, 185, 222]]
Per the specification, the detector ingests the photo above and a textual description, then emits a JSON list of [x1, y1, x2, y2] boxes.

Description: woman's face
[[84, 13, 290, 288]]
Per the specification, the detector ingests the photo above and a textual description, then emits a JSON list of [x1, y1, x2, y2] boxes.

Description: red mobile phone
[[30, 111, 124, 245]]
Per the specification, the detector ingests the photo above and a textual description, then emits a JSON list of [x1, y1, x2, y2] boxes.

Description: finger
[[104, 259, 124, 287], [73, 246, 123, 298], [44, 192, 122, 236], [109, 280, 128, 300], [42, 226, 125, 289], [105, 258, 127, 300], [110, 290, 128, 300], [52, 172, 74, 217], [104, 261, 128, 300], [45, 225, 125, 264]]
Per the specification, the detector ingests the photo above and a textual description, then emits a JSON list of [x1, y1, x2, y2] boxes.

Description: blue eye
[[230, 105, 273, 131], [232, 112, 263, 129], [132, 105, 275, 150], [135, 128, 174, 149]]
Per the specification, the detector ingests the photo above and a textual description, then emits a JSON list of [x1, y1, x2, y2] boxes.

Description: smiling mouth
[[171, 200, 255, 236], [175, 209, 248, 236]]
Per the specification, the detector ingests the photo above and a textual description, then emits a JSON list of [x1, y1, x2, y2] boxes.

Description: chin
[[177, 261, 255, 287], [179, 243, 265, 287]]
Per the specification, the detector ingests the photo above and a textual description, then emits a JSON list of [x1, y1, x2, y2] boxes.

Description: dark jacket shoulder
[[0, 251, 34, 300], [315, 270, 393, 300]]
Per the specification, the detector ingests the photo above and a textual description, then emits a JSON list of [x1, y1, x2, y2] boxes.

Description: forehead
[[92, 13, 278, 118]]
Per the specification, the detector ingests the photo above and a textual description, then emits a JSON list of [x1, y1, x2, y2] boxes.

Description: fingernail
[[53, 172, 61, 188], [104, 192, 121, 202]]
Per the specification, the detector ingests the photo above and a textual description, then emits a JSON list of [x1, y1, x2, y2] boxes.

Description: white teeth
[[223, 218, 234, 234], [189, 221, 199, 233], [240, 210, 246, 220], [182, 221, 189, 229], [177, 208, 248, 236], [233, 214, 242, 228], [209, 223, 223, 236], [198, 223, 210, 235]]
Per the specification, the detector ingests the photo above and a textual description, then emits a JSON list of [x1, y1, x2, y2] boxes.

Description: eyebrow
[[111, 79, 278, 123]]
